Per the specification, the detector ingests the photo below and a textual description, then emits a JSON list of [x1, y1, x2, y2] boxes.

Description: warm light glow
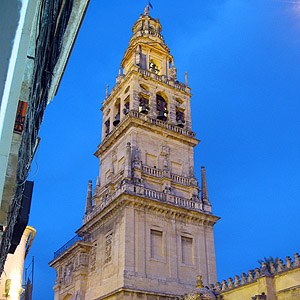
[[8, 271, 22, 300]]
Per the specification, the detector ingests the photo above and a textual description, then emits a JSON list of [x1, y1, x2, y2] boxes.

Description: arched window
[[123, 96, 130, 115], [156, 94, 168, 121], [113, 101, 120, 126], [105, 119, 110, 136], [149, 59, 160, 74], [176, 107, 185, 127], [139, 94, 149, 114]]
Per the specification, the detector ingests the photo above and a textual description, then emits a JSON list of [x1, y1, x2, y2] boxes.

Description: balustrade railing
[[174, 196, 196, 209], [129, 110, 196, 138], [144, 187, 166, 201], [137, 67, 187, 93], [83, 181, 203, 225], [142, 165, 163, 177], [171, 174, 190, 185]]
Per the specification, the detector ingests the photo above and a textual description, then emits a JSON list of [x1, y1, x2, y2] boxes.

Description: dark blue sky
[[27, 1, 300, 299]]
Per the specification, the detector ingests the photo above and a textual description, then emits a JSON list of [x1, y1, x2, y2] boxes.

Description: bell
[[157, 111, 168, 121], [113, 113, 120, 126], [176, 119, 184, 128], [123, 108, 129, 115], [139, 105, 149, 114]]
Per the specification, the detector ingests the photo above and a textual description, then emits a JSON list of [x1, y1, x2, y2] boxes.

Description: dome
[[184, 288, 216, 300]]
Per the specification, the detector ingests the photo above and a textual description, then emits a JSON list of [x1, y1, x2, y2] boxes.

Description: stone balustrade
[[100, 110, 196, 150], [171, 173, 191, 185], [142, 165, 194, 186], [142, 165, 163, 177], [130, 110, 196, 137], [206, 253, 300, 294], [83, 181, 206, 225], [137, 67, 187, 92], [174, 196, 197, 209]]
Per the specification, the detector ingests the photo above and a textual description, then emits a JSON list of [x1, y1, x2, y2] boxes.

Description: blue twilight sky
[[26, 1, 300, 299]]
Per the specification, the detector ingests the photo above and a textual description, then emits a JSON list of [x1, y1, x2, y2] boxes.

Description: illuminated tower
[[50, 6, 219, 300]]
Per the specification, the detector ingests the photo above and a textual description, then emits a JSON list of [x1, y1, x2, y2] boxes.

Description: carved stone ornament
[[64, 263, 72, 285], [248, 270, 254, 282], [294, 253, 300, 266], [90, 245, 96, 272], [160, 144, 170, 156], [169, 65, 177, 81], [277, 259, 285, 272], [241, 273, 247, 284]]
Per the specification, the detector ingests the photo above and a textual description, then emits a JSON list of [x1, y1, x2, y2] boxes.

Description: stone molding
[[79, 192, 219, 236]]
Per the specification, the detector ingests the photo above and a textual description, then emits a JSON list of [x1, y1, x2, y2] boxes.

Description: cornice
[[49, 241, 92, 267], [77, 192, 220, 237]]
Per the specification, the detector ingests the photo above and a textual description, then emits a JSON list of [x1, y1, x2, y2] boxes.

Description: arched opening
[[140, 83, 149, 91], [113, 99, 120, 126], [105, 118, 110, 136], [156, 92, 168, 121], [149, 58, 161, 75], [124, 85, 130, 94], [63, 294, 73, 300], [176, 107, 185, 127], [123, 95, 130, 115], [139, 93, 149, 114]]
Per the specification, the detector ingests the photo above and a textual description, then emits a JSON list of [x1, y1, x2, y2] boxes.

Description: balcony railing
[[170, 174, 190, 186], [142, 165, 163, 177], [53, 235, 82, 258], [83, 181, 204, 225], [129, 110, 196, 138], [137, 67, 186, 92]]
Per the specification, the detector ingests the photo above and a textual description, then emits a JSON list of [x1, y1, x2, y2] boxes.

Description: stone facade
[[49, 6, 219, 300]]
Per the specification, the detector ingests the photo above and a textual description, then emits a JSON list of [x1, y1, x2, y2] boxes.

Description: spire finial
[[85, 180, 93, 214], [106, 85, 109, 98], [201, 166, 209, 201], [185, 72, 189, 87], [118, 67, 122, 76]]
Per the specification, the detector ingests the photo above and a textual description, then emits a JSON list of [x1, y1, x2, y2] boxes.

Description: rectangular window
[[181, 236, 193, 265], [105, 232, 113, 264], [150, 229, 163, 260]]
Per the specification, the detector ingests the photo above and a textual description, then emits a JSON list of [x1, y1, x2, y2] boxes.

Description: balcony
[[129, 110, 196, 138]]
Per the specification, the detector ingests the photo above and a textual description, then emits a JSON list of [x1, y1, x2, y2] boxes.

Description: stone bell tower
[[50, 6, 219, 300]]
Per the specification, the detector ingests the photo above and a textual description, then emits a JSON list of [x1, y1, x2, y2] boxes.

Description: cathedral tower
[[50, 6, 219, 300]]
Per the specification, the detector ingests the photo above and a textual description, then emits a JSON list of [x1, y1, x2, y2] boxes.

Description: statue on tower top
[[144, 5, 150, 15], [144, 1, 153, 15]]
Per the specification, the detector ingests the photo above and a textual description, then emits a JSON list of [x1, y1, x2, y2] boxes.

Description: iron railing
[[54, 235, 81, 258]]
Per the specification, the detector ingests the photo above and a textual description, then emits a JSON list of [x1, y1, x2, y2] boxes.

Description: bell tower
[[50, 6, 219, 300]]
